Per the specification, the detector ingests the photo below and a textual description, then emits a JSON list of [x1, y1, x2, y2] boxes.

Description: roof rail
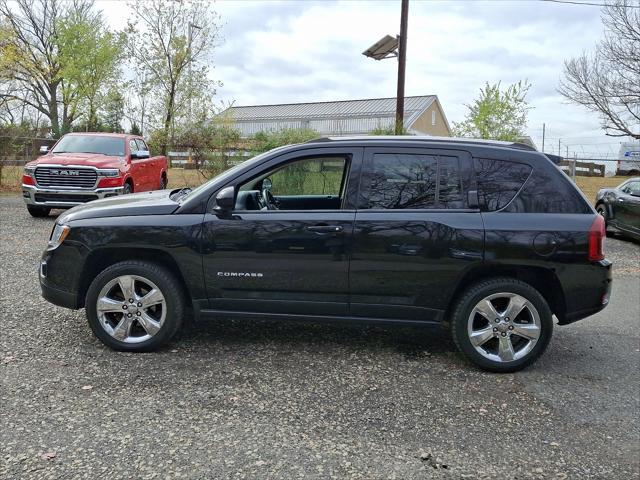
[[305, 135, 538, 151]]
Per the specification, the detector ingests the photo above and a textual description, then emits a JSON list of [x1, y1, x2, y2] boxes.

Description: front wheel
[[450, 278, 553, 373], [85, 261, 185, 352], [27, 205, 51, 217]]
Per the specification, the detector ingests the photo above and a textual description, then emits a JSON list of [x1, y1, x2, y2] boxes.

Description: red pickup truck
[[22, 133, 168, 217]]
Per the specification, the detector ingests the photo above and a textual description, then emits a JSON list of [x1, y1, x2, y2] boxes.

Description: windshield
[[52, 135, 126, 156]]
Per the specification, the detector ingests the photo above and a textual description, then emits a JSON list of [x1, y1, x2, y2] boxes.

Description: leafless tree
[[127, 0, 221, 154], [559, 0, 640, 139]]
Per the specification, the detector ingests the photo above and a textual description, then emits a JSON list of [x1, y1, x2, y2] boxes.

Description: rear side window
[[365, 153, 464, 209], [505, 166, 591, 214], [474, 158, 531, 211]]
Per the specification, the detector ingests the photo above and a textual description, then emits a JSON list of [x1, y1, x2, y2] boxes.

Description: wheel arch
[[445, 265, 567, 325], [595, 200, 614, 220], [124, 176, 134, 192], [77, 247, 192, 309]]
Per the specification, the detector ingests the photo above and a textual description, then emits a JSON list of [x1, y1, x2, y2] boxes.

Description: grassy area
[[0, 164, 630, 203], [575, 176, 626, 202]]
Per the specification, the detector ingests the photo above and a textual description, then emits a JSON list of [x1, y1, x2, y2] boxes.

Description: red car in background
[[22, 133, 168, 217]]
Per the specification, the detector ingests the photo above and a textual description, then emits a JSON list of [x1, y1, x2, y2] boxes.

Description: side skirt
[[197, 308, 443, 328]]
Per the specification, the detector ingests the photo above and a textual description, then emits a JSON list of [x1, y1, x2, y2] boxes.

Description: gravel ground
[[1, 195, 639, 479]]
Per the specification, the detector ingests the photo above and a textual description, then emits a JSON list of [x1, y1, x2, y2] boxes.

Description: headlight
[[24, 166, 36, 175], [97, 169, 120, 177], [48, 224, 70, 250]]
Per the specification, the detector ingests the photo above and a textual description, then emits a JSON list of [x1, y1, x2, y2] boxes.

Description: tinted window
[[51, 135, 125, 156], [366, 153, 463, 209], [505, 166, 591, 214], [474, 158, 531, 211]]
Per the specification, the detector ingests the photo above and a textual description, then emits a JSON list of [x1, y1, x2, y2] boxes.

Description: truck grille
[[35, 167, 97, 189]]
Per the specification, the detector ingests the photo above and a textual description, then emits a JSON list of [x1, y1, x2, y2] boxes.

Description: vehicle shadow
[[177, 316, 458, 360]]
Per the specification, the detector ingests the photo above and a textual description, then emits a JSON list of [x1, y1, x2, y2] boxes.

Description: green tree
[[57, 10, 123, 131], [370, 124, 409, 135], [453, 81, 531, 141], [252, 128, 320, 153], [127, 0, 222, 154], [0, 0, 123, 137], [102, 87, 125, 133]]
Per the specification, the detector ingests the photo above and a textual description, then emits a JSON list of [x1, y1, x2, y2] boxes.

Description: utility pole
[[542, 123, 545, 152], [395, 0, 409, 135], [558, 139, 561, 157]]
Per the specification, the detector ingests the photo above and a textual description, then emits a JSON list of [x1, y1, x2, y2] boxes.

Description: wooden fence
[[558, 160, 605, 178]]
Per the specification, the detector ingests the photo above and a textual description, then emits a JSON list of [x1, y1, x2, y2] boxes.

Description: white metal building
[[220, 95, 451, 138]]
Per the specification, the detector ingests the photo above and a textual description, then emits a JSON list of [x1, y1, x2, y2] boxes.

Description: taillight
[[588, 215, 605, 262]]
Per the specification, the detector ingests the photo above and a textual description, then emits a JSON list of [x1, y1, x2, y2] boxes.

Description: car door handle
[[618, 198, 624, 202], [306, 225, 343, 234]]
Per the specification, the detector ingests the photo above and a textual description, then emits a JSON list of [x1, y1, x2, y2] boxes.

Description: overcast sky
[[101, 0, 635, 162]]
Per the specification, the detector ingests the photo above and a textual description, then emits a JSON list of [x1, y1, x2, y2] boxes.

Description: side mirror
[[39, 145, 49, 154], [132, 150, 150, 159], [213, 186, 235, 215]]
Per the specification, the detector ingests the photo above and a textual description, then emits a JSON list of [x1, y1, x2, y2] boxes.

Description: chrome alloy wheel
[[467, 292, 542, 363], [96, 275, 166, 344]]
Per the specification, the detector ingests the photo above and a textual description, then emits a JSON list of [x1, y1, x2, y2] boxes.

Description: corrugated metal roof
[[221, 95, 437, 137]]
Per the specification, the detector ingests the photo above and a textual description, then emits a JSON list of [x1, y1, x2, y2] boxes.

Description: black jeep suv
[[40, 137, 612, 372]]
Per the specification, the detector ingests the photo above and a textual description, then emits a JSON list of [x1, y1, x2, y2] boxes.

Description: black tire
[[123, 182, 133, 195], [27, 205, 51, 217], [159, 175, 167, 190], [450, 277, 553, 373], [596, 203, 608, 225], [596, 203, 613, 235], [85, 261, 185, 352]]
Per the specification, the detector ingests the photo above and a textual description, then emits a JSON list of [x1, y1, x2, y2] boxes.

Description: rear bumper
[[22, 184, 123, 209], [559, 259, 613, 325]]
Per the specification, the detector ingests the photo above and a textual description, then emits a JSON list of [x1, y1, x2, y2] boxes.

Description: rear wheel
[[85, 261, 184, 352], [451, 278, 553, 372], [122, 182, 133, 195], [27, 205, 51, 217], [159, 175, 167, 190]]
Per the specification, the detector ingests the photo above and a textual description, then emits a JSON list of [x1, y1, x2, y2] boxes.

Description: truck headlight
[[48, 223, 70, 250], [24, 166, 36, 175], [97, 169, 120, 177]]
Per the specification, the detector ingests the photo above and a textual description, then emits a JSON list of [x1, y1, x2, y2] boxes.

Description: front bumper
[[22, 184, 123, 209], [40, 246, 84, 309]]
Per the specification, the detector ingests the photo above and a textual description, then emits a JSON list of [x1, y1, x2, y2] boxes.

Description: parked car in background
[[39, 136, 612, 373], [595, 177, 640, 241], [22, 133, 168, 217], [616, 142, 640, 176]]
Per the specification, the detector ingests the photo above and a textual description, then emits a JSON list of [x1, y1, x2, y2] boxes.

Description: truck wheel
[[450, 278, 553, 373], [85, 261, 184, 352], [27, 205, 51, 217], [159, 175, 167, 189], [123, 182, 132, 195]]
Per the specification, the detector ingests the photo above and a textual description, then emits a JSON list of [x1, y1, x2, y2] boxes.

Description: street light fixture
[[362, 0, 409, 135]]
